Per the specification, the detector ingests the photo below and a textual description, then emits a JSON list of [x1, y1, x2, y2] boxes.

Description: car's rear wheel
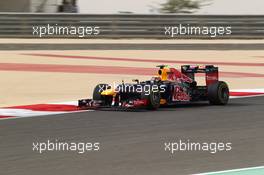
[[208, 81, 229, 105]]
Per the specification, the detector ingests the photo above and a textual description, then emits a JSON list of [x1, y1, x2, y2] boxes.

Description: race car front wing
[[78, 98, 148, 110]]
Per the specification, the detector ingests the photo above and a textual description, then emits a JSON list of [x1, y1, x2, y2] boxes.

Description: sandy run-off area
[[0, 40, 264, 107]]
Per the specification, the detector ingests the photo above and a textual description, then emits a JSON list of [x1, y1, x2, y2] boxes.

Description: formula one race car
[[78, 65, 229, 110]]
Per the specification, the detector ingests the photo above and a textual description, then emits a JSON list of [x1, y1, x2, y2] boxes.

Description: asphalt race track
[[0, 96, 263, 175]]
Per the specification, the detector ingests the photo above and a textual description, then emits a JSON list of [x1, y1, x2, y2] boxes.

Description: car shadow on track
[[95, 101, 251, 113]]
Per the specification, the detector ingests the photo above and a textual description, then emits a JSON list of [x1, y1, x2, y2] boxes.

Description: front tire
[[208, 81, 229, 105], [93, 84, 109, 101], [141, 85, 161, 110]]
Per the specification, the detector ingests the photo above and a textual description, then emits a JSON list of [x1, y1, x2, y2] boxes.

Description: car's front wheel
[[141, 85, 161, 110], [93, 84, 109, 101]]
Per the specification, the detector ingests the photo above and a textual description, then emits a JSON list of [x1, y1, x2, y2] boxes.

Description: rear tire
[[208, 81, 229, 105]]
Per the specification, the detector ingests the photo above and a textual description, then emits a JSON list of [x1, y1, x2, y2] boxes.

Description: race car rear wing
[[181, 65, 219, 86]]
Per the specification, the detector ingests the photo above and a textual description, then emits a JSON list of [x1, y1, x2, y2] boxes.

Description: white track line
[[0, 108, 65, 117], [194, 165, 264, 175]]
